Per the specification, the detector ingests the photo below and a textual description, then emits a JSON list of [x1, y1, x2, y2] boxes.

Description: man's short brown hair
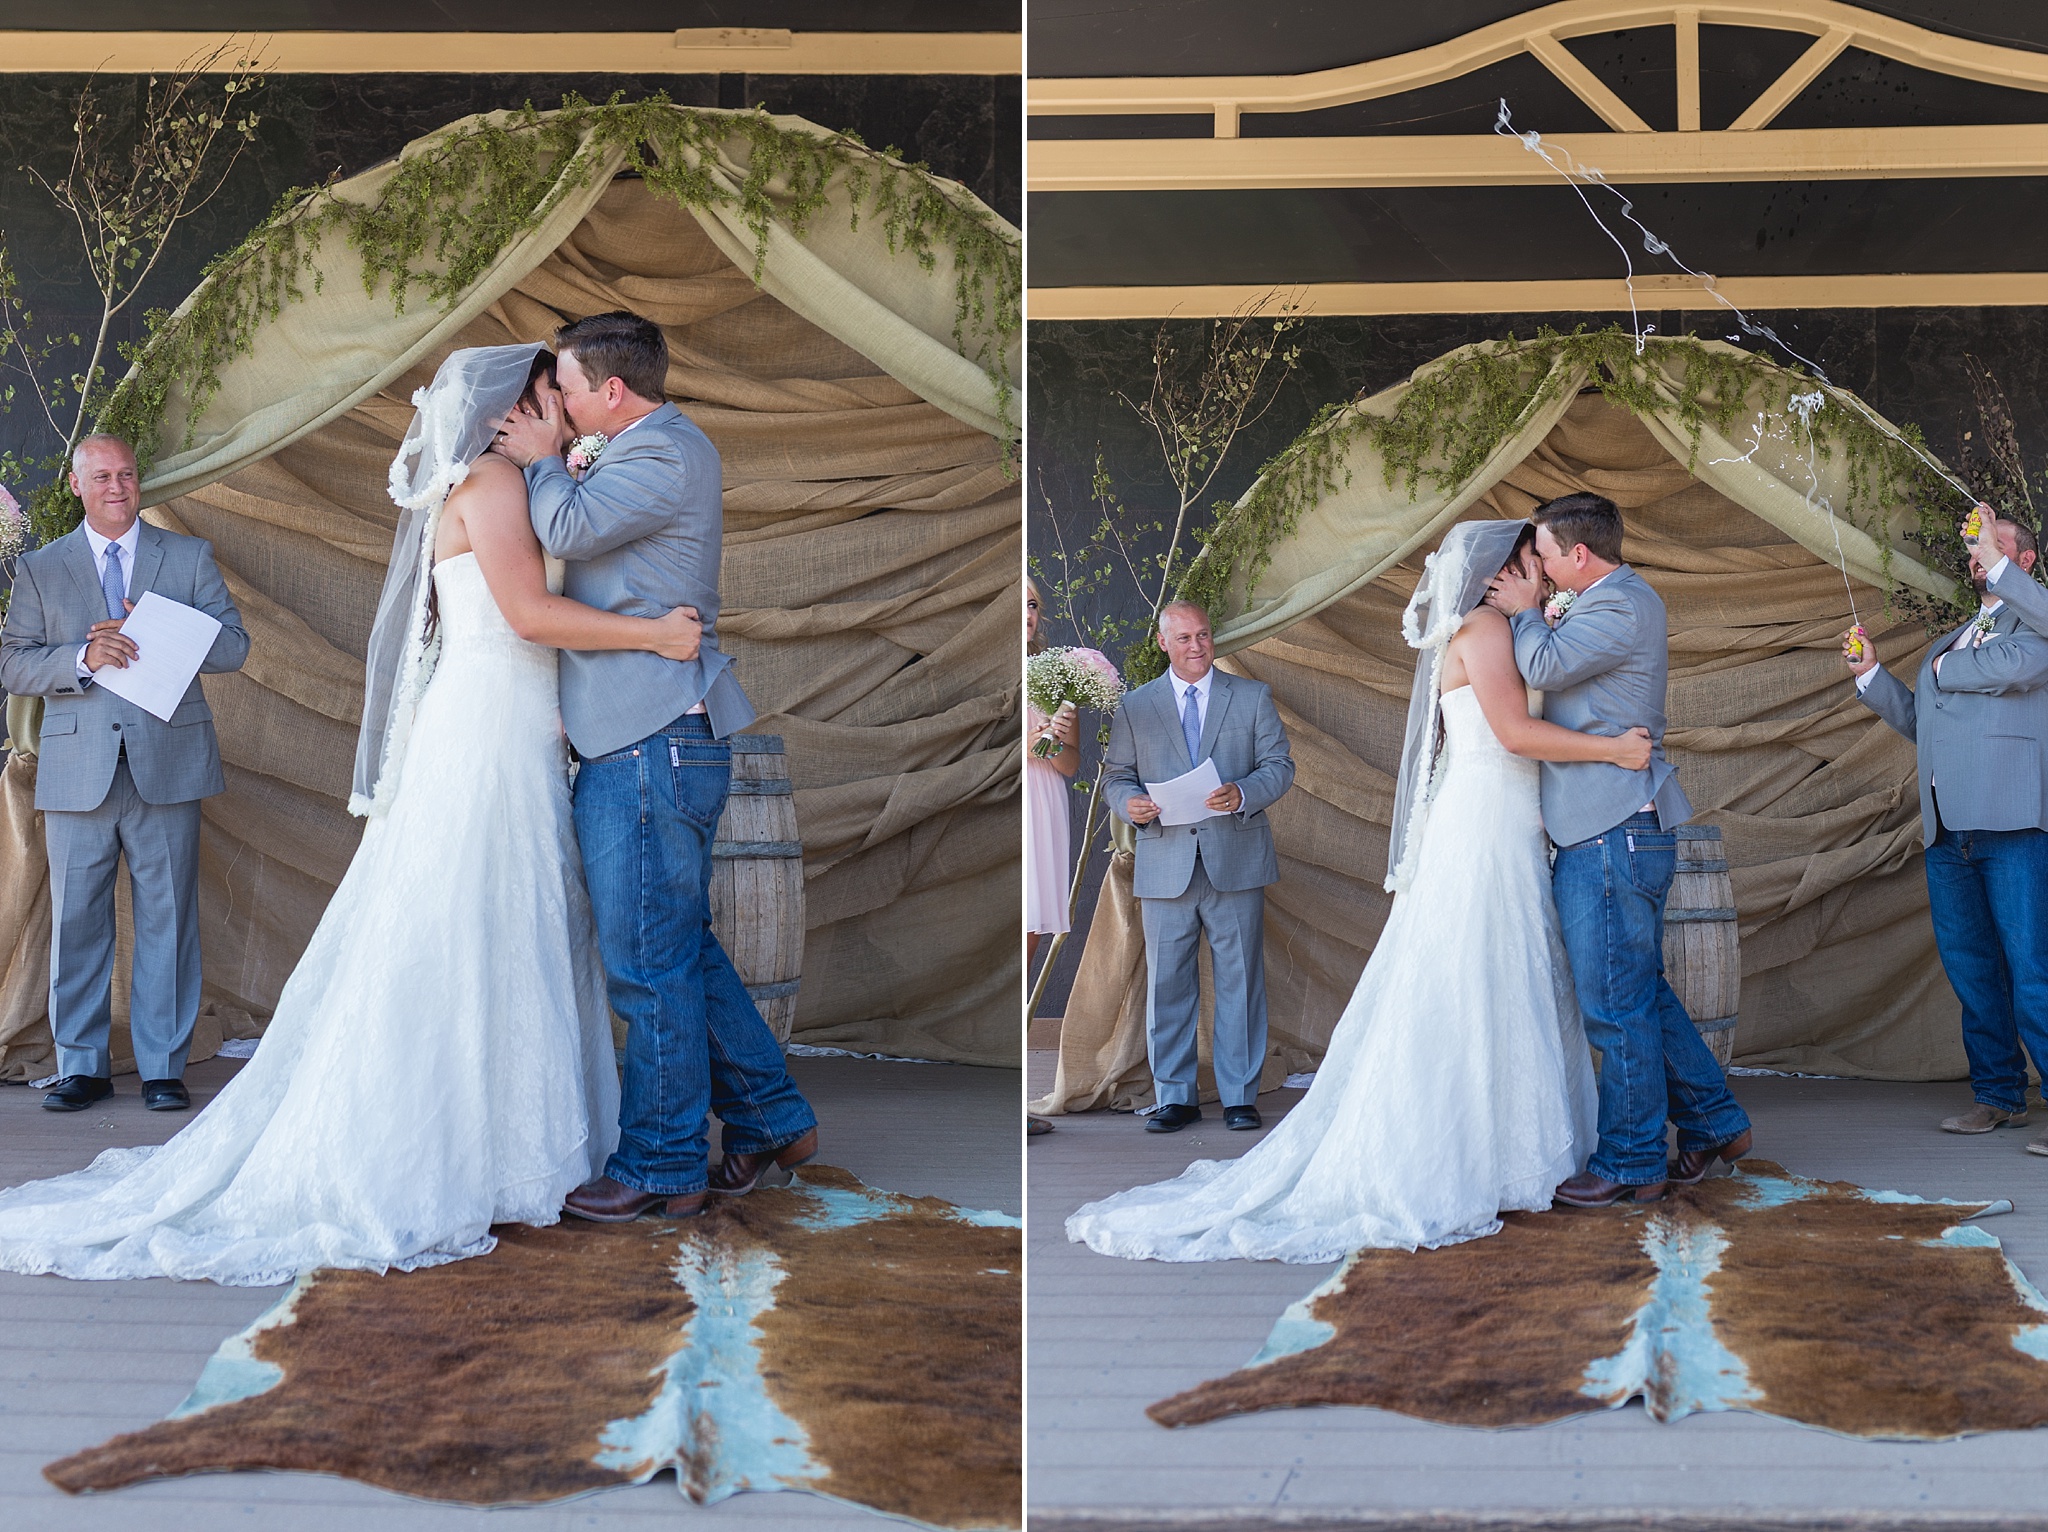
[[1532, 492, 1625, 565], [554, 311, 668, 402]]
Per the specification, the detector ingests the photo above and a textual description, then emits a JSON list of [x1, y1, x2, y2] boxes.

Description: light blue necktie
[[1181, 683, 1202, 764], [100, 543, 126, 620]]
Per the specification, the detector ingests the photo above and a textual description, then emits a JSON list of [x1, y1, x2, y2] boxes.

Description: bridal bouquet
[[1025, 647, 1123, 758]]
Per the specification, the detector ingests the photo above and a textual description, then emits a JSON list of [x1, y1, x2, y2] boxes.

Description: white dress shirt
[[75, 520, 142, 680]]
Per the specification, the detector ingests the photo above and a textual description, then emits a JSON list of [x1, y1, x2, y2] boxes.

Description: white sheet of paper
[[1145, 758, 1224, 826], [91, 591, 222, 722]]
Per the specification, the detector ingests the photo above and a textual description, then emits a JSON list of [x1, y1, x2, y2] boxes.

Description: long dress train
[[1066, 684, 1598, 1263], [0, 552, 619, 1285]]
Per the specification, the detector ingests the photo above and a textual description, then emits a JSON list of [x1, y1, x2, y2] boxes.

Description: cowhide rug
[[47, 1166, 1019, 1529], [1152, 1160, 2048, 1440]]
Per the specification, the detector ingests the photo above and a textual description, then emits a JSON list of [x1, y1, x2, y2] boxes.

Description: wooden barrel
[[1663, 825, 1741, 1066], [710, 735, 805, 1046]]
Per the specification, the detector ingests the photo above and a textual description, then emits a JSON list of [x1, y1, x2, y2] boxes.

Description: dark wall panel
[[0, 69, 1018, 470]]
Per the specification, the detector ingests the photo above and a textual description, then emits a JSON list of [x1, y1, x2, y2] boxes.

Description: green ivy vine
[[71, 93, 1017, 544], [1146, 326, 1967, 684]]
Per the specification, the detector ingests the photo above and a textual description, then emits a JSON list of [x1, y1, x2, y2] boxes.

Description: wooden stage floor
[[1, 1052, 1021, 1532], [1029, 1053, 2048, 1532]]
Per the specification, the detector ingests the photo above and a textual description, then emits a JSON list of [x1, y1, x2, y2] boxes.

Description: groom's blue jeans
[[1923, 817, 2048, 1114], [1554, 811, 1750, 1185], [574, 713, 816, 1196]]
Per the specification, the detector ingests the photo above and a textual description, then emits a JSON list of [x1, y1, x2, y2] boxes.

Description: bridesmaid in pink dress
[[1025, 579, 1081, 959], [1026, 581, 1079, 1136]]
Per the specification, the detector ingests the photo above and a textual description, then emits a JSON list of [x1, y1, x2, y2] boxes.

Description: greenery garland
[[1144, 326, 1967, 684], [49, 93, 1017, 545]]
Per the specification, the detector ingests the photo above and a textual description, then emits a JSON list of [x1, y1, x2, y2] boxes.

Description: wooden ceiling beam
[[0, 30, 1021, 75], [1030, 123, 2048, 191], [1028, 272, 2048, 319]]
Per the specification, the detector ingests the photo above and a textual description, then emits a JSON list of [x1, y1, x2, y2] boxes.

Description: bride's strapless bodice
[[1438, 685, 1539, 790], [432, 552, 560, 660]]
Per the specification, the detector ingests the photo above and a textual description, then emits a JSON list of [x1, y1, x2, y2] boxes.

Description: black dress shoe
[[42, 1075, 113, 1112], [142, 1078, 190, 1112], [1223, 1105, 1262, 1131], [1145, 1103, 1202, 1133]]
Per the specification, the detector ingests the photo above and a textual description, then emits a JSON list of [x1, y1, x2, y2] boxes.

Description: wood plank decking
[[1028, 1054, 2048, 1531], [2, 1053, 1021, 1532]]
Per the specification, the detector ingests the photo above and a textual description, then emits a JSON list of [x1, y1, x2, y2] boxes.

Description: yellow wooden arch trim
[[1028, 0, 2048, 128], [0, 30, 1020, 75]]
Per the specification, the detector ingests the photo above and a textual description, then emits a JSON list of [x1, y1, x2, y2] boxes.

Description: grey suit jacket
[[1510, 564, 1691, 848], [1859, 600, 2048, 843], [524, 402, 753, 757], [1, 522, 249, 812], [1101, 667, 1296, 899]]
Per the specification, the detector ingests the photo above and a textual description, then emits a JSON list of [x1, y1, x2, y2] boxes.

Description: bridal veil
[[350, 341, 550, 815]]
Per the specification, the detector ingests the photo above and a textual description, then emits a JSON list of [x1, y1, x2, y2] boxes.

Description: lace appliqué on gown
[[1067, 686, 1598, 1263], [0, 554, 620, 1285]]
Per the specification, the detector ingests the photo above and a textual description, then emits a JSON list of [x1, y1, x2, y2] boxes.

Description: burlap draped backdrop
[[1036, 345, 1962, 1114], [0, 108, 1019, 1079]]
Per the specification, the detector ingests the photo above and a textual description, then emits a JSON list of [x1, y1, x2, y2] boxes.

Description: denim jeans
[[1923, 817, 2048, 1113], [1553, 811, 1751, 1184], [574, 713, 816, 1196]]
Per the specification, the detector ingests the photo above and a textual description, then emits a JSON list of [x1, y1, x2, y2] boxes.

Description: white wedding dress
[[0, 552, 620, 1285], [1067, 684, 1598, 1264]]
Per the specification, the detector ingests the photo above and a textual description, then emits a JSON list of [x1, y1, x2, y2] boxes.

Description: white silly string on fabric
[[1493, 101, 1982, 517]]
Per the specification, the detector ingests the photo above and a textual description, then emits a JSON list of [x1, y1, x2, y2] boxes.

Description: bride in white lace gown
[[0, 345, 703, 1285], [1067, 520, 1653, 1263]]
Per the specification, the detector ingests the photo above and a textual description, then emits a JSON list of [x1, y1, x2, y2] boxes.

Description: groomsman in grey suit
[[0, 435, 248, 1112], [1102, 600, 1295, 1132], [1849, 504, 2048, 1148]]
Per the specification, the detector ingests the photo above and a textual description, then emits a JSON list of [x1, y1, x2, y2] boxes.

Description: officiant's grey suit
[[1103, 667, 1295, 1108], [0, 522, 248, 1080], [1859, 595, 2048, 1115]]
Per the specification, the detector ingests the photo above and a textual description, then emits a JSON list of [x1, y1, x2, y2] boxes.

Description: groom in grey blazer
[[1851, 506, 2048, 1145], [1491, 493, 1750, 1204], [495, 311, 815, 1222], [0, 435, 248, 1112], [1102, 600, 1295, 1132]]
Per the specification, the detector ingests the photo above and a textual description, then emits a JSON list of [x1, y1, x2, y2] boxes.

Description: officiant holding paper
[[1103, 600, 1295, 1133], [0, 435, 248, 1113]]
